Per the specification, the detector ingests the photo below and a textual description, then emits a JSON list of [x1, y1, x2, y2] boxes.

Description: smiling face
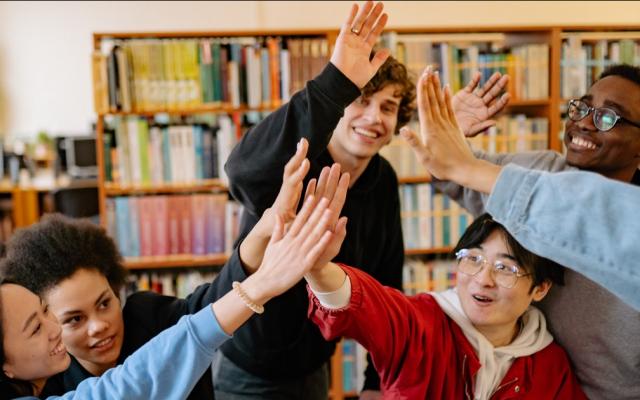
[[43, 268, 124, 377], [1, 284, 70, 388], [456, 230, 550, 345], [563, 75, 640, 181], [328, 84, 401, 166]]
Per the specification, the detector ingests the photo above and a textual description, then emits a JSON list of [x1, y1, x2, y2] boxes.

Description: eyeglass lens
[[569, 100, 617, 131]]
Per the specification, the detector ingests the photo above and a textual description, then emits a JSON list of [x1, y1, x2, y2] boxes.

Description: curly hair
[[361, 54, 416, 133], [453, 213, 564, 293], [1, 213, 126, 297]]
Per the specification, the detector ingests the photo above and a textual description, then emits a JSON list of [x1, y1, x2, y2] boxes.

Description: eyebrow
[[22, 311, 39, 333], [579, 95, 631, 117], [59, 289, 110, 318], [476, 245, 517, 262]]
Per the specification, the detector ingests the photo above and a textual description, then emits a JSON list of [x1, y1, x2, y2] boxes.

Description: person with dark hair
[[402, 65, 640, 399], [216, 2, 509, 398], [1, 139, 348, 398], [0, 186, 348, 399], [303, 213, 585, 399]]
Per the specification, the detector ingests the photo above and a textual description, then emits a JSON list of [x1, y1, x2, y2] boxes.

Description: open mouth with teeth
[[472, 294, 494, 304], [91, 335, 115, 349], [569, 134, 599, 151], [353, 127, 381, 140], [50, 340, 66, 357]]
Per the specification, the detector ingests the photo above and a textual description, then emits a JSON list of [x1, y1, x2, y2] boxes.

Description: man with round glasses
[[418, 63, 640, 399]]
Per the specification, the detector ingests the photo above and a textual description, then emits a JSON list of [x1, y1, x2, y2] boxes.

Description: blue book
[[128, 197, 141, 257], [193, 124, 204, 180], [114, 197, 131, 257]]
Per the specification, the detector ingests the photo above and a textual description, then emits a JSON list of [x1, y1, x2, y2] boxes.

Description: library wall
[[1, 1, 640, 138]]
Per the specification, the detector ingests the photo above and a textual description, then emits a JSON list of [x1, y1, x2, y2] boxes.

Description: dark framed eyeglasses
[[568, 99, 640, 132], [455, 248, 531, 289]]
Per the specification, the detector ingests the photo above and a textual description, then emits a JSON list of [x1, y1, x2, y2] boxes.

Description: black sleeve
[[362, 352, 381, 392], [376, 178, 405, 290], [224, 62, 361, 217]]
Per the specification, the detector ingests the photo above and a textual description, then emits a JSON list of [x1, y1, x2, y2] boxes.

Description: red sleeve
[[307, 265, 441, 387]]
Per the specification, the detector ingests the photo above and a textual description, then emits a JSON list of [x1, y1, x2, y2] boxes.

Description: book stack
[[561, 35, 640, 99], [106, 195, 242, 259], [92, 36, 329, 114], [399, 184, 473, 250], [381, 32, 549, 100]]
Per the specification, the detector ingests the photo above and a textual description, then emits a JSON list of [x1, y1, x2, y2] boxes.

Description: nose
[[87, 318, 110, 336], [362, 103, 382, 125], [473, 263, 497, 288], [574, 110, 597, 131]]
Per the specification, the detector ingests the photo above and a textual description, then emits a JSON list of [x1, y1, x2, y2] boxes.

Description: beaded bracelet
[[232, 281, 265, 314]]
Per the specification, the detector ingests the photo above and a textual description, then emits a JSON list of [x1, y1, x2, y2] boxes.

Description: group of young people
[[1, 1, 638, 399]]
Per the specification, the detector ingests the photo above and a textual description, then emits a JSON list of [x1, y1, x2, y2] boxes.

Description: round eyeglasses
[[568, 99, 640, 132], [455, 248, 531, 289]]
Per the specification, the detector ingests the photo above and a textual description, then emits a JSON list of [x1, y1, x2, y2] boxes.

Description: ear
[[531, 280, 552, 302], [3, 365, 15, 379]]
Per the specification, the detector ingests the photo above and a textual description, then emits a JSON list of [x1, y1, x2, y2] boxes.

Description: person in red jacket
[[305, 213, 587, 399]]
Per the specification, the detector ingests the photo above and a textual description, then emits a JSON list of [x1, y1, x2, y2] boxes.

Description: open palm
[[452, 71, 510, 137]]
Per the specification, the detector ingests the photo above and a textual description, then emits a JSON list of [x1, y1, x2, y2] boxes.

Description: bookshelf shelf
[[506, 99, 551, 107], [123, 253, 229, 269], [405, 247, 454, 256], [398, 176, 432, 184], [100, 104, 277, 117], [104, 180, 227, 196]]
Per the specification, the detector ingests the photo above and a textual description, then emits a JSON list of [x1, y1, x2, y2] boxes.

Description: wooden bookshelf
[[124, 253, 229, 270], [91, 25, 640, 400], [104, 179, 227, 196]]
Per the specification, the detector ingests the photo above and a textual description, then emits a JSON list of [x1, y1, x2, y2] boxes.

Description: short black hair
[[599, 64, 640, 87], [1, 213, 126, 297], [453, 213, 564, 291]]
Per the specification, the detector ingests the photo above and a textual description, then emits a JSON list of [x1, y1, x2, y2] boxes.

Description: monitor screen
[[72, 138, 97, 167]]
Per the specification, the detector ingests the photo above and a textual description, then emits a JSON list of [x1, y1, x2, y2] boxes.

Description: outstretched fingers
[[350, 1, 375, 33], [463, 71, 482, 93]]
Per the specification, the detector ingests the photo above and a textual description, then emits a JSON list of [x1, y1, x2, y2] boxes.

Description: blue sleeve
[[45, 306, 231, 399], [486, 164, 640, 311]]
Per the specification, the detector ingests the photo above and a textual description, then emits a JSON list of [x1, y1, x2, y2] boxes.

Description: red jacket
[[308, 266, 587, 399]]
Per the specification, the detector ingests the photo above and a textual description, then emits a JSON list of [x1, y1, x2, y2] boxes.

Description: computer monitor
[[64, 136, 98, 179]]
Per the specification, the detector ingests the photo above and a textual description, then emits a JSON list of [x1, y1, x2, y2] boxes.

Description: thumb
[[467, 120, 495, 137], [400, 126, 431, 166], [269, 214, 285, 245]]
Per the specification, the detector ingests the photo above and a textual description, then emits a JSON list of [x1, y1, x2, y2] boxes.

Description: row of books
[[105, 114, 239, 186], [403, 258, 457, 296], [0, 200, 14, 243], [121, 269, 219, 299], [466, 115, 549, 154], [561, 36, 640, 99], [381, 115, 548, 178], [382, 32, 549, 100], [105, 194, 242, 259], [399, 184, 474, 250], [93, 36, 329, 114]]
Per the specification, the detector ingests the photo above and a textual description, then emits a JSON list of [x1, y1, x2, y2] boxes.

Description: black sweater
[[40, 251, 248, 399], [220, 63, 405, 388]]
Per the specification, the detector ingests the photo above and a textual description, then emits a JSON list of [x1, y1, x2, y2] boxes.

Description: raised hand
[[400, 67, 477, 183], [330, 1, 390, 88], [252, 196, 337, 300], [452, 71, 510, 137]]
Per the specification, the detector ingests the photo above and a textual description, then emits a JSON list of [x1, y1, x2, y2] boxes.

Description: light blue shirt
[[18, 305, 231, 400], [487, 164, 640, 311]]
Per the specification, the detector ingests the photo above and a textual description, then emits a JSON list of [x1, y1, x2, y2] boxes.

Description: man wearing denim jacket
[[405, 64, 640, 400]]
